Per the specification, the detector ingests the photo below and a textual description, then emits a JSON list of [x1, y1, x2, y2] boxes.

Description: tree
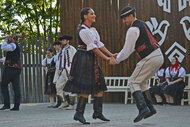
[[0, 0, 60, 41]]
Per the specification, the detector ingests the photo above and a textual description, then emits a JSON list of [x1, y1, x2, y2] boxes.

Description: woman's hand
[[168, 82, 174, 85], [111, 53, 118, 58]]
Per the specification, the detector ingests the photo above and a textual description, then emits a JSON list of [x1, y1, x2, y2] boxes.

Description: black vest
[[77, 26, 86, 46], [132, 20, 159, 59], [5, 42, 21, 69]]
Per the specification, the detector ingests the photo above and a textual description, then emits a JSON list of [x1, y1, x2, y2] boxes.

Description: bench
[[181, 74, 190, 105], [105, 77, 131, 104], [88, 74, 190, 105], [88, 77, 130, 104]]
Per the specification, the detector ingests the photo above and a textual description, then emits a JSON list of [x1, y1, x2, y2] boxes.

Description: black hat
[[58, 35, 73, 41], [53, 41, 61, 45], [120, 6, 136, 19]]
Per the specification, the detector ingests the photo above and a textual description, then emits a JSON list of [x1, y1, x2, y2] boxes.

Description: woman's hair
[[80, 7, 91, 25], [77, 7, 92, 33]]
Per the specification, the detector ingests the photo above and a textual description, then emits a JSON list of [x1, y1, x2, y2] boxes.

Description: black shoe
[[92, 112, 110, 121], [156, 102, 163, 105], [0, 106, 10, 110], [74, 97, 90, 124], [133, 91, 151, 123], [93, 97, 110, 121], [74, 112, 90, 124], [53, 95, 62, 108], [10, 107, 19, 111], [143, 90, 157, 119]]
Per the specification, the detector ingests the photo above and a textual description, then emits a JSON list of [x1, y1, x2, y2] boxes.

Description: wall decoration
[[180, 16, 190, 41], [178, 0, 190, 12], [146, 17, 170, 46], [157, 0, 171, 13], [165, 42, 187, 63]]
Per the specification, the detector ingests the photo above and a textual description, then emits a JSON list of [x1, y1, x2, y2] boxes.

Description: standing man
[[109, 6, 164, 123], [52, 41, 62, 108], [0, 34, 22, 111], [55, 35, 77, 109]]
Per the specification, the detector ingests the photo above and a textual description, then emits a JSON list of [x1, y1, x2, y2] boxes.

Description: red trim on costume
[[144, 25, 158, 48], [136, 44, 146, 52]]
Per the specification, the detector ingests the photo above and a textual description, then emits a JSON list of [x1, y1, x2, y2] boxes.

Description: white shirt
[[1, 40, 16, 51], [57, 45, 76, 72], [79, 24, 104, 51], [116, 27, 140, 64], [54, 50, 61, 69]]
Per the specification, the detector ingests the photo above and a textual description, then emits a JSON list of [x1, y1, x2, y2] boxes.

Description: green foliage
[[0, 0, 60, 40]]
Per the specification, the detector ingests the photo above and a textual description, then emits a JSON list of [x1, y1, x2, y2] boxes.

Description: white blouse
[[155, 68, 165, 79], [41, 57, 54, 67], [79, 24, 104, 51], [165, 66, 186, 78]]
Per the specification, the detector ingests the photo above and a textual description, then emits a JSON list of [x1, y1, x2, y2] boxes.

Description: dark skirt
[[150, 82, 167, 95], [44, 70, 56, 95], [164, 81, 186, 99], [63, 50, 107, 94]]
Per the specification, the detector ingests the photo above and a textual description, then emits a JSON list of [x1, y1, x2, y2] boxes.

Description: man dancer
[[56, 35, 77, 109], [0, 34, 22, 111], [109, 6, 164, 123]]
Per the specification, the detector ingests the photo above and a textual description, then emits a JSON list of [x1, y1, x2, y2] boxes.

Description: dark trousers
[[1, 68, 21, 108]]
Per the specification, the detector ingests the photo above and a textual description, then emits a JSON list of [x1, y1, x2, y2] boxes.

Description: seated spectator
[[164, 56, 187, 105], [150, 65, 167, 105]]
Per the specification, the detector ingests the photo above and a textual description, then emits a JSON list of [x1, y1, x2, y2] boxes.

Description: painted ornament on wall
[[157, 0, 171, 13], [178, 0, 190, 12], [157, 0, 190, 13], [165, 42, 187, 63], [180, 16, 190, 41], [146, 17, 170, 46]]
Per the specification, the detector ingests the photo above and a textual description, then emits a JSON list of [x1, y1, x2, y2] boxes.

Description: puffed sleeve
[[41, 58, 47, 67], [79, 29, 98, 51], [91, 27, 104, 48], [178, 67, 186, 77], [165, 67, 170, 78]]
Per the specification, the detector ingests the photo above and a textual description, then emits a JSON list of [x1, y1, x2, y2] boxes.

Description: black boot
[[53, 95, 62, 108], [143, 90, 157, 119], [92, 97, 110, 121], [160, 94, 167, 104], [133, 91, 150, 123], [73, 97, 90, 124]]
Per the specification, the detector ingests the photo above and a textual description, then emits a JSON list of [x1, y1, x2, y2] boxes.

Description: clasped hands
[[107, 53, 117, 65]]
